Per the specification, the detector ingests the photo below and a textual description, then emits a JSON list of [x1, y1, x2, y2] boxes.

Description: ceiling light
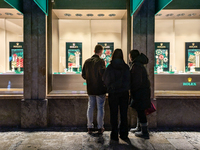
[[188, 13, 196, 17], [109, 14, 116, 17], [76, 14, 82, 17], [156, 14, 162, 16], [87, 14, 93, 17], [98, 14, 104, 17], [177, 13, 185, 17], [166, 13, 173, 17], [5, 13, 13, 16], [64, 13, 71, 16], [17, 13, 23, 15]]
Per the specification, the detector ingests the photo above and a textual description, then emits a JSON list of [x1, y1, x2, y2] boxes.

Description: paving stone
[[151, 143, 176, 150], [161, 132, 185, 139], [168, 139, 195, 150]]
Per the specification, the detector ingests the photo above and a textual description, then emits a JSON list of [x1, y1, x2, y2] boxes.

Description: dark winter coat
[[103, 59, 130, 93], [130, 53, 151, 110], [82, 55, 106, 95]]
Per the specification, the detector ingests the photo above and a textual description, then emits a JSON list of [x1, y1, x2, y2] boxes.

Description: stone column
[[132, 0, 155, 98], [132, 0, 156, 128], [21, 0, 48, 128]]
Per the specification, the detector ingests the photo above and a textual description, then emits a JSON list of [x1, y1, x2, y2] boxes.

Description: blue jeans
[[87, 94, 106, 129]]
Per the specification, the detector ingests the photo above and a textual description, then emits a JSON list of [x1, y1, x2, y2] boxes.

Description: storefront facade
[[0, 0, 200, 129]]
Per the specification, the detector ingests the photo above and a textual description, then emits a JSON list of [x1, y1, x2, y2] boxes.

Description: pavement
[[0, 128, 200, 150]]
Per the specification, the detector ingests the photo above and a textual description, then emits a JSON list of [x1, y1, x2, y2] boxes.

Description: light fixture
[[109, 14, 116, 17], [5, 13, 13, 16], [188, 13, 196, 17], [98, 14, 104, 17], [156, 14, 162, 16], [76, 14, 82, 17], [87, 14, 93, 17], [17, 13, 23, 15], [166, 13, 173, 17], [64, 13, 71, 16], [177, 13, 185, 17]]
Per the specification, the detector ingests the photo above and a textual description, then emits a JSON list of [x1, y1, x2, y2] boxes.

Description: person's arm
[[99, 59, 106, 77], [82, 62, 86, 80], [130, 65, 143, 91]]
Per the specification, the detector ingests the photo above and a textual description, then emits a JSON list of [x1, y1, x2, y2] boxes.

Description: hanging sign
[[33, 0, 48, 16], [185, 42, 200, 72], [98, 42, 114, 67], [130, 0, 144, 16], [4, 0, 23, 14], [155, 0, 173, 14], [155, 42, 170, 72]]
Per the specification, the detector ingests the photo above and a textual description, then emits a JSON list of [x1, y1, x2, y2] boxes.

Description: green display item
[[98, 42, 114, 67], [155, 42, 170, 72], [169, 71, 174, 74], [83, 82, 87, 86]]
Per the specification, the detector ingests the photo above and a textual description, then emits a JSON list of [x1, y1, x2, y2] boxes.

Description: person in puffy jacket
[[103, 49, 130, 141], [129, 49, 151, 139]]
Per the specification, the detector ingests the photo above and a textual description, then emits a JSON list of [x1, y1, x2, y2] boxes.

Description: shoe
[[88, 128, 93, 134], [120, 136, 129, 140], [135, 123, 149, 139], [98, 128, 105, 134], [130, 117, 141, 133]]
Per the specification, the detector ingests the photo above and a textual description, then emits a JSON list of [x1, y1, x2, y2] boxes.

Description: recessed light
[[188, 13, 196, 17], [17, 13, 23, 15], [109, 14, 116, 17], [166, 13, 173, 17], [64, 13, 71, 16], [76, 14, 82, 17], [177, 13, 185, 17], [156, 14, 162, 16], [98, 14, 104, 17], [87, 14, 93, 17], [5, 13, 13, 16]]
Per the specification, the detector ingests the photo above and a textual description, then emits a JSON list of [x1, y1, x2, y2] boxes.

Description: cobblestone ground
[[0, 128, 200, 150]]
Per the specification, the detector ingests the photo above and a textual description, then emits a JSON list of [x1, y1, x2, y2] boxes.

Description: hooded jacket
[[82, 55, 106, 95], [103, 59, 130, 93], [130, 53, 151, 110]]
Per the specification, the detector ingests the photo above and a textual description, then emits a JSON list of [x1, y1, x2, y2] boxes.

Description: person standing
[[103, 49, 130, 141], [82, 44, 106, 134], [129, 49, 151, 139]]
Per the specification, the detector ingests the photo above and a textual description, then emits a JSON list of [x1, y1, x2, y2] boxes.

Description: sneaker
[[88, 128, 93, 134], [98, 128, 105, 134]]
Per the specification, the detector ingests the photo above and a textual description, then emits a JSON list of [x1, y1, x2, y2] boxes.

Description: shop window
[[155, 9, 200, 95], [50, 9, 129, 94], [0, 9, 23, 95]]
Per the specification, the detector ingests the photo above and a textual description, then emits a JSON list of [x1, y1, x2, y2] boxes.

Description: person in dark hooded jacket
[[103, 49, 130, 141], [129, 49, 151, 139]]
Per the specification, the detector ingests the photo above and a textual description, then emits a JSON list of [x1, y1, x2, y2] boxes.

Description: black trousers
[[108, 91, 129, 140], [136, 109, 147, 124]]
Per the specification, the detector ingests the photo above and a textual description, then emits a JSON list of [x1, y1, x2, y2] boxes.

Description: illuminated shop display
[[185, 42, 200, 72], [155, 42, 170, 72], [98, 42, 114, 67], [9, 42, 23, 73], [66, 42, 82, 74]]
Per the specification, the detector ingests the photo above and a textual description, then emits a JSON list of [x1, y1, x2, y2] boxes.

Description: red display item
[[188, 63, 194, 67], [16, 57, 23, 68], [159, 54, 164, 60], [68, 63, 73, 67], [105, 49, 111, 56], [145, 102, 156, 115]]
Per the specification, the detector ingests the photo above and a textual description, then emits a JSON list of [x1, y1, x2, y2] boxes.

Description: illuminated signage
[[183, 77, 197, 86]]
